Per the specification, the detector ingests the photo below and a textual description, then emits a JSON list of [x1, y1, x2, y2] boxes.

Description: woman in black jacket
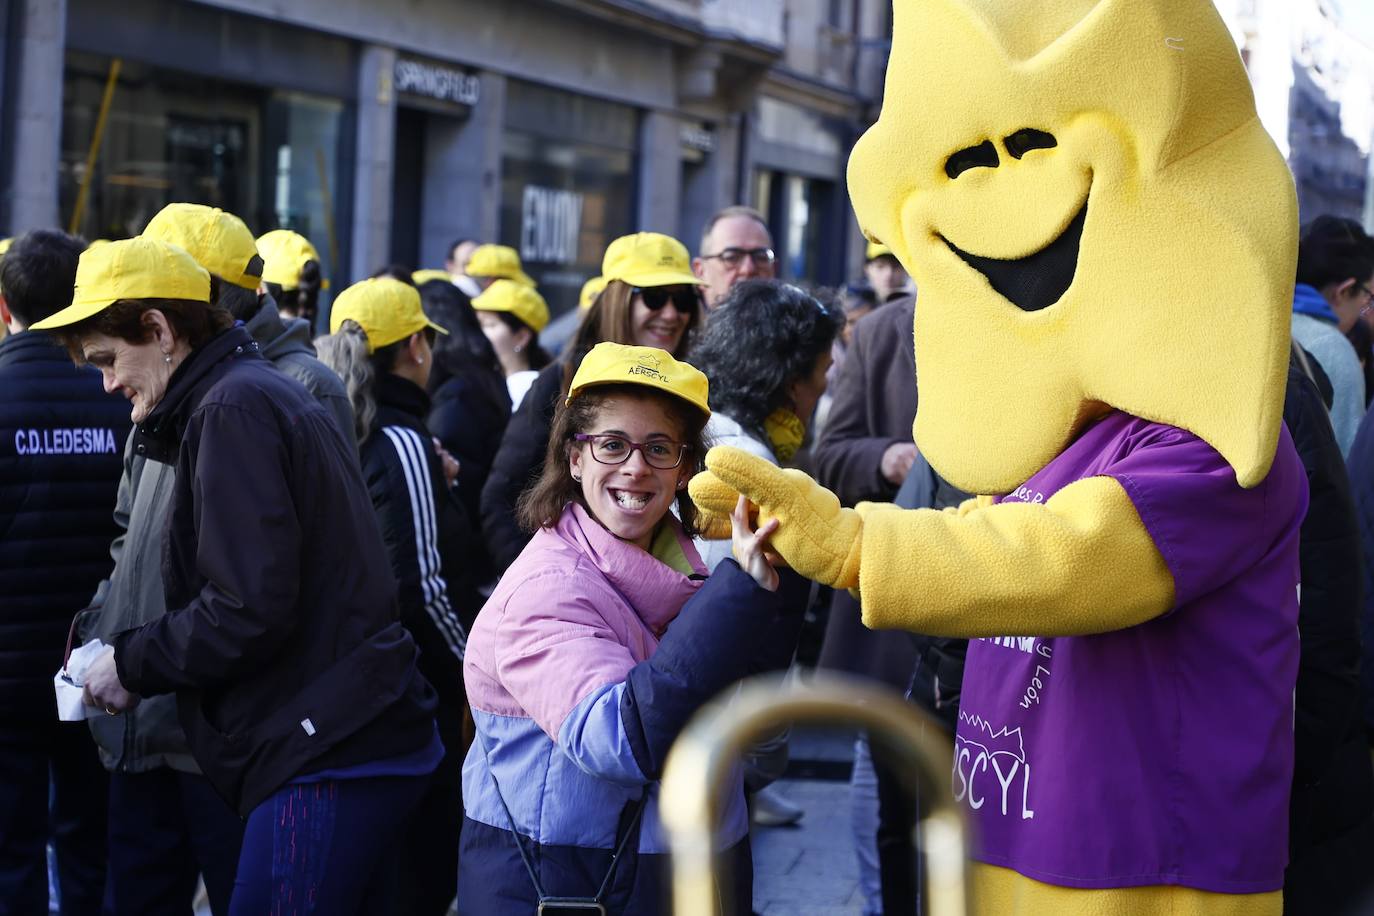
[[315, 276, 474, 916], [479, 232, 704, 572], [44, 238, 439, 914], [417, 279, 509, 588]]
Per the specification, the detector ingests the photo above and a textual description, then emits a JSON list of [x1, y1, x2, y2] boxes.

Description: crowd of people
[[2, 187, 1374, 916], [0, 201, 881, 915]]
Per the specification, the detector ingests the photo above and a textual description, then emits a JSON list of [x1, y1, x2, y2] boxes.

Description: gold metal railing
[[661, 673, 969, 916]]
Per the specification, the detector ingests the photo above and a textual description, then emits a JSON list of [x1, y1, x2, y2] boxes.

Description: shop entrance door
[[390, 106, 426, 270]]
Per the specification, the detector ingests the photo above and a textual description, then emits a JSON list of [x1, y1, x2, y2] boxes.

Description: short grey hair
[[699, 205, 771, 255]]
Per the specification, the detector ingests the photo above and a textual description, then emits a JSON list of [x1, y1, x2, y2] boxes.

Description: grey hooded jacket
[[82, 298, 353, 773], [247, 299, 353, 438]]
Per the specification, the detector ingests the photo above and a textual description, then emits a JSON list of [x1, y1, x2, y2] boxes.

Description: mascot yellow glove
[[689, 472, 742, 540], [691, 447, 863, 589]]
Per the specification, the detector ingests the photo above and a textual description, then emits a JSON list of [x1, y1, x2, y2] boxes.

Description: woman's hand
[[82, 646, 140, 715], [731, 495, 781, 592], [433, 438, 460, 488]]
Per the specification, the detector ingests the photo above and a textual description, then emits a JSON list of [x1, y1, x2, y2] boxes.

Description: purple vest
[[955, 412, 1306, 893]]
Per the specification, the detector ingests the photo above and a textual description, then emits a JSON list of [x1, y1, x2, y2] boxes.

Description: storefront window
[[754, 168, 839, 285], [501, 81, 638, 317], [61, 51, 348, 291]]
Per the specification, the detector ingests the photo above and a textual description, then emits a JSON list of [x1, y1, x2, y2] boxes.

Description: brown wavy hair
[[561, 280, 702, 389], [53, 297, 232, 363], [516, 383, 709, 537]]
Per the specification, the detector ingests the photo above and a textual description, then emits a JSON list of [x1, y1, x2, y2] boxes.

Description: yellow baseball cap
[[602, 233, 703, 289], [579, 275, 608, 311], [30, 237, 211, 331], [143, 203, 264, 290], [568, 342, 710, 418], [329, 277, 448, 352], [257, 229, 329, 290], [412, 269, 454, 286], [0, 238, 10, 258], [865, 241, 894, 261], [466, 244, 535, 287], [472, 279, 550, 332]]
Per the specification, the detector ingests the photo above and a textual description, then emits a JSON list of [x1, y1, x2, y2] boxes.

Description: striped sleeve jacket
[[361, 373, 471, 704]]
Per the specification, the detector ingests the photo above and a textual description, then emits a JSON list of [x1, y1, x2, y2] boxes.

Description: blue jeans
[[105, 768, 244, 916], [850, 735, 883, 916], [230, 775, 430, 916], [0, 721, 107, 916]]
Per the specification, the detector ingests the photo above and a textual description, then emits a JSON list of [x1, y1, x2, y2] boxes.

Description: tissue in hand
[[54, 640, 111, 721]]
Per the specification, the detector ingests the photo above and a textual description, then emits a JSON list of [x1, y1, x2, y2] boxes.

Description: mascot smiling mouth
[[942, 198, 1089, 313]]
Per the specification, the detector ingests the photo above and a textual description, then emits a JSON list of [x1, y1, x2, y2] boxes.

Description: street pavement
[[752, 728, 867, 916]]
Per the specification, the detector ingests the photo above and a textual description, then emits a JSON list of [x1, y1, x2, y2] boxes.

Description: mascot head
[[848, 0, 1297, 493]]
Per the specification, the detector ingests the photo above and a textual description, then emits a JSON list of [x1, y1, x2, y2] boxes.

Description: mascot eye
[[1004, 128, 1058, 160], [945, 140, 1001, 179]]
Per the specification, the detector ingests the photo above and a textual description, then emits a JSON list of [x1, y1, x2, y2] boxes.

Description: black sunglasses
[[632, 285, 700, 314]]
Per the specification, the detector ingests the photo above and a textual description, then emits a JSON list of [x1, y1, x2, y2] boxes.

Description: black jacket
[[112, 327, 436, 815], [1349, 389, 1374, 742], [82, 303, 357, 776], [480, 361, 565, 572], [811, 298, 967, 723], [0, 331, 131, 722], [362, 372, 475, 701], [427, 361, 509, 583], [1283, 353, 1374, 913]]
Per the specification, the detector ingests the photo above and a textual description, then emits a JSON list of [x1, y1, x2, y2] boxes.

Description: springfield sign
[[394, 58, 480, 107]]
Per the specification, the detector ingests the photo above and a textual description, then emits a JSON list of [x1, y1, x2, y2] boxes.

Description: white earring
[[513, 344, 523, 353], [163, 354, 172, 364]]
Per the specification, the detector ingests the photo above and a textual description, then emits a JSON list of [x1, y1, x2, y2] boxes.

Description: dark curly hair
[[687, 279, 843, 440]]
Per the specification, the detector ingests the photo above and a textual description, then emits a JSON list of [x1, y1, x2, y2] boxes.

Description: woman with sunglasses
[[460, 342, 804, 914], [480, 232, 704, 572]]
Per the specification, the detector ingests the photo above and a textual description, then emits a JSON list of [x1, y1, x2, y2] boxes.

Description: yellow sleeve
[[858, 475, 1175, 637]]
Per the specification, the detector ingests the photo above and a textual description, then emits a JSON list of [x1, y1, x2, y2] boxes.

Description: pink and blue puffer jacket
[[458, 502, 804, 914]]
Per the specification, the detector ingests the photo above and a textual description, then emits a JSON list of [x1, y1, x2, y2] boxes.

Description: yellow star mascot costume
[[692, 0, 1307, 912]]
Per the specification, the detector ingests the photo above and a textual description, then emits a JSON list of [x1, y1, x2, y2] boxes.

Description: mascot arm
[[944, 495, 994, 516], [859, 475, 1175, 638]]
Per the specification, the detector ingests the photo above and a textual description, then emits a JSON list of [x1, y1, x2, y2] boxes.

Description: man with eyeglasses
[[1290, 215, 1374, 456], [692, 205, 778, 308]]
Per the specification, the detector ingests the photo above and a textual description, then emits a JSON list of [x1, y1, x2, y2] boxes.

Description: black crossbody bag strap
[[474, 726, 648, 906]]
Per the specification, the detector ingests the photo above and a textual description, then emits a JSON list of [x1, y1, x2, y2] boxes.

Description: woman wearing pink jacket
[[459, 342, 805, 914]]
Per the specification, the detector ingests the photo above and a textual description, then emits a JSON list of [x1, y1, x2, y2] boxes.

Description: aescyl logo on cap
[[627, 352, 670, 384]]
